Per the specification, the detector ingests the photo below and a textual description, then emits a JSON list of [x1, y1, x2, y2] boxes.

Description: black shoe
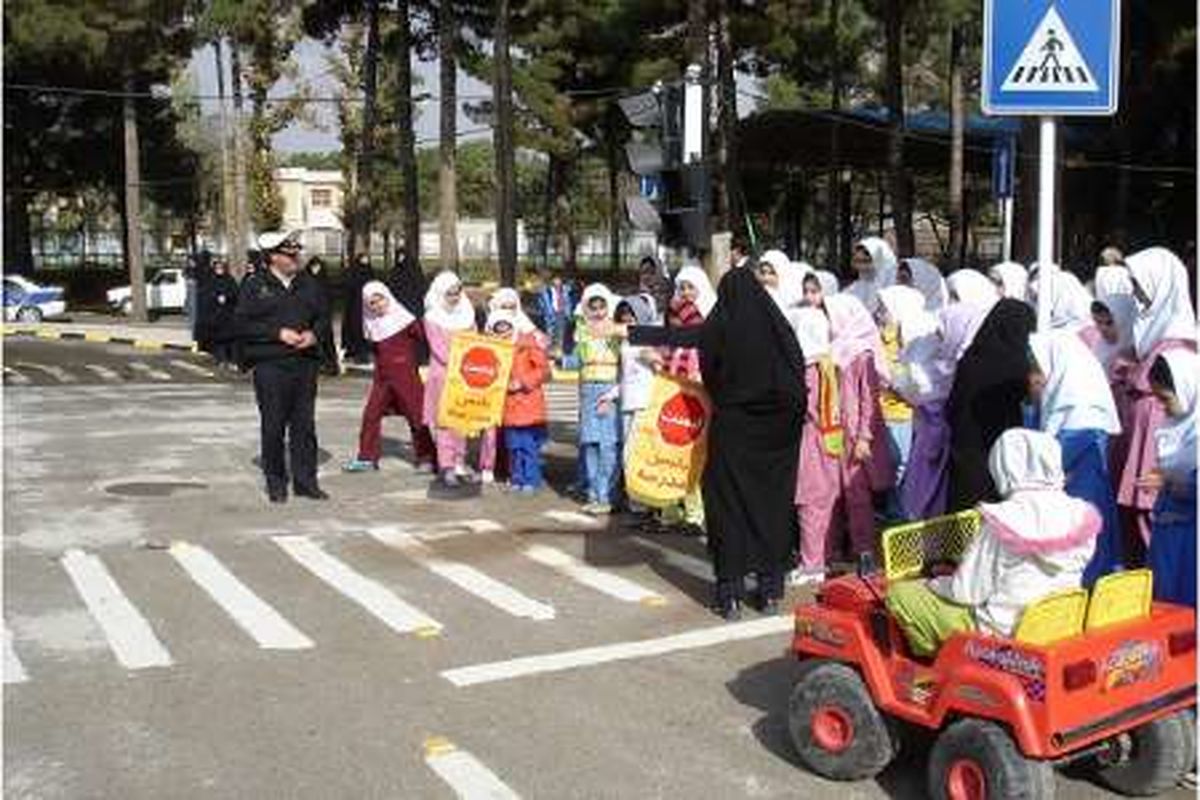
[[718, 597, 743, 622], [268, 486, 288, 503], [294, 485, 329, 500]]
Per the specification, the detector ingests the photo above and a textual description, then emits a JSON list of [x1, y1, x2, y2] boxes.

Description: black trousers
[[253, 359, 320, 492]]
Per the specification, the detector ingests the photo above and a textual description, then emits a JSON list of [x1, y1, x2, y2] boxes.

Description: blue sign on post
[[983, 0, 1120, 116]]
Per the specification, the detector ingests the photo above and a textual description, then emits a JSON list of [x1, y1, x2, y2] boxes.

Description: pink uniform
[[422, 321, 468, 470], [839, 353, 894, 555], [795, 361, 842, 569], [1116, 338, 1197, 544]]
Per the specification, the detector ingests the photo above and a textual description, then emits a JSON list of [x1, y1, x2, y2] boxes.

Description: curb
[[2, 325, 200, 354]]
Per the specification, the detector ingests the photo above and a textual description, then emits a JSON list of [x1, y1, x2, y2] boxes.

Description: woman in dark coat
[[342, 253, 374, 364], [946, 298, 1036, 510], [699, 267, 807, 618], [305, 257, 340, 375], [207, 260, 241, 366]]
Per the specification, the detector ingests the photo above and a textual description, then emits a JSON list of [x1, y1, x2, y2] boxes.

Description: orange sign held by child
[[437, 332, 515, 435], [625, 374, 712, 507]]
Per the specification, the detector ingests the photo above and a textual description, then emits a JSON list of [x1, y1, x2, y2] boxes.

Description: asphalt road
[[3, 337, 1188, 799]]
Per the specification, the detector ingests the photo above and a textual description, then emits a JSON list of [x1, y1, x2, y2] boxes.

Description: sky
[[186, 36, 760, 155]]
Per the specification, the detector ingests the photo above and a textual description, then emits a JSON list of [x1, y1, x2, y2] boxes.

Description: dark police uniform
[[235, 267, 329, 499]]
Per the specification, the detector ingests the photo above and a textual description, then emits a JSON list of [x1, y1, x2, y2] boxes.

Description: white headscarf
[[947, 269, 999, 308], [1154, 349, 1199, 478], [878, 285, 939, 346], [1029, 331, 1121, 435], [484, 307, 518, 341], [980, 428, 1100, 554], [1126, 247, 1198, 358], [814, 270, 840, 298], [423, 270, 476, 331], [1043, 270, 1095, 332], [576, 283, 619, 320], [758, 249, 801, 311], [488, 287, 538, 334], [791, 306, 831, 365], [674, 265, 717, 317], [846, 237, 897, 311], [1092, 265, 1136, 365], [989, 262, 1029, 303], [361, 280, 416, 342], [900, 258, 948, 310]]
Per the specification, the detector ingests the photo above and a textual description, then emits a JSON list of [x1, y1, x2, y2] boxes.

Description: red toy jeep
[[787, 511, 1197, 799]]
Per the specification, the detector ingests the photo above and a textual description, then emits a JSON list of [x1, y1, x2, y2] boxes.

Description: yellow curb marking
[[133, 340, 162, 350], [640, 595, 668, 607], [423, 736, 456, 757], [84, 332, 110, 342], [415, 625, 443, 639]]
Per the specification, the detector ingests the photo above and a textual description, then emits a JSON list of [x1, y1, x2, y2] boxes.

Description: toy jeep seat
[[881, 510, 981, 581], [1014, 588, 1088, 645], [1087, 569, 1153, 631]]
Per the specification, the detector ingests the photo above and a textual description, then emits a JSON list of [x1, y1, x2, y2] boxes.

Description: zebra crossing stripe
[[272, 535, 443, 636], [4, 623, 28, 684], [169, 359, 215, 378], [61, 549, 173, 670], [369, 527, 555, 621], [169, 542, 314, 650], [84, 364, 121, 382], [423, 737, 522, 799], [129, 361, 172, 381], [629, 537, 711, 583], [2, 367, 31, 385], [541, 510, 602, 529], [523, 544, 664, 605], [13, 361, 75, 383]]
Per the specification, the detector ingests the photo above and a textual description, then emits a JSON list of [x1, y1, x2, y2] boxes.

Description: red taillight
[[1168, 630, 1196, 657], [1063, 659, 1097, 691]]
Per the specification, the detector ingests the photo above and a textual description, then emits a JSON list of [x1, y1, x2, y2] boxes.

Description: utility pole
[[438, 0, 459, 270], [230, 44, 249, 278], [948, 23, 966, 266], [123, 81, 147, 322], [213, 39, 231, 258], [493, 0, 517, 286]]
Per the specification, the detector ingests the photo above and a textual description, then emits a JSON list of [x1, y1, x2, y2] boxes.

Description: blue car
[[3, 275, 66, 323]]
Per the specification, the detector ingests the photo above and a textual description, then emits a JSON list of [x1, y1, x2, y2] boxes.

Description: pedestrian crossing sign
[[983, 0, 1120, 116]]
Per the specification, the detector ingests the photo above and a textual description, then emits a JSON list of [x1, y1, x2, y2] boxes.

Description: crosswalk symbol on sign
[[1001, 5, 1098, 93]]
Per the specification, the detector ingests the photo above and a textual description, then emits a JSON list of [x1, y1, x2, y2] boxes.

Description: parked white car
[[3, 275, 67, 322], [107, 268, 188, 315]]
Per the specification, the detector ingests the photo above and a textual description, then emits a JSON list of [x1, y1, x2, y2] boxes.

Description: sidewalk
[[2, 314, 198, 353]]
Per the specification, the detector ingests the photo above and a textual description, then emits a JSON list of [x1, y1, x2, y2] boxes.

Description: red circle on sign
[[657, 392, 706, 446], [460, 346, 500, 389]]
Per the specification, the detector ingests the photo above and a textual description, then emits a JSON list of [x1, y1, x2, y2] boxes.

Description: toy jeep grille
[[882, 510, 982, 581]]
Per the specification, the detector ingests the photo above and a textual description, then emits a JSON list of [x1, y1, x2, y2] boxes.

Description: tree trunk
[[884, 0, 914, 256], [438, 0, 459, 270], [4, 189, 33, 274], [716, 0, 741, 235], [948, 23, 966, 267], [354, 0, 381, 261], [230, 44, 249, 278], [541, 153, 556, 270], [213, 39, 231, 258], [827, 0, 843, 273], [493, 0, 518, 286], [123, 88, 147, 322], [396, 0, 420, 274], [607, 110, 621, 272]]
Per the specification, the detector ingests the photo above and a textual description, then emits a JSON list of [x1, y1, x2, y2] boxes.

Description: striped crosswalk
[[6, 520, 712, 686], [3, 357, 235, 386]]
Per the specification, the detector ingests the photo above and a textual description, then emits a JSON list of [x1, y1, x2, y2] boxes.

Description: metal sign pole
[[1002, 197, 1014, 262], [1036, 115, 1057, 332]]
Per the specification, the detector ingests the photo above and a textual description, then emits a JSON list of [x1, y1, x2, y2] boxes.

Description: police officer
[[236, 231, 329, 503]]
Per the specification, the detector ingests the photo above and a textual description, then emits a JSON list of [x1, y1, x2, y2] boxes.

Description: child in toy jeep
[[787, 430, 1197, 799]]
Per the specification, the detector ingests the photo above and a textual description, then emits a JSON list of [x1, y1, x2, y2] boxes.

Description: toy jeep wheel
[[1093, 710, 1194, 796], [928, 719, 1055, 800], [787, 659, 898, 780]]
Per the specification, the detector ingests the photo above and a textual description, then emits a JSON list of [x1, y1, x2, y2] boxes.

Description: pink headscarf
[[362, 280, 416, 342], [824, 293, 889, 381]]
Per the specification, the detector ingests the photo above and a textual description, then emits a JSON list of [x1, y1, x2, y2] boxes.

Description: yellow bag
[[624, 374, 712, 507], [436, 332, 515, 435]]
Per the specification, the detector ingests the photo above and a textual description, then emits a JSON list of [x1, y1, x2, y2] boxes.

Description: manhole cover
[[105, 480, 209, 497]]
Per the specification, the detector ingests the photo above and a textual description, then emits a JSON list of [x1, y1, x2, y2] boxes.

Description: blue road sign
[[982, 0, 1120, 116]]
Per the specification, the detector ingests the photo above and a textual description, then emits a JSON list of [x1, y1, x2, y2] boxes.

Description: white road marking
[[60, 549, 173, 670], [83, 364, 121, 382], [273, 535, 442, 635], [169, 359, 215, 378], [629, 537, 712, 583], [540, 510, 602, 528], [414, 518, 506, 542], [169, 542, 314, 650], [13, 361, 75, 383], [523, 544, 664, 605], [3, 367, 31, 385], [442, 615, 795, 687], [129, 361, 172, 381], [369, 528, 555, 621], [424, 737, 522, 799], [3, 623, 29, 684]]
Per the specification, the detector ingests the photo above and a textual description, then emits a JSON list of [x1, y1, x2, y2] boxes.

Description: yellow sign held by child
[[625, 374, 712, 507], [437, 332, 515, 435]]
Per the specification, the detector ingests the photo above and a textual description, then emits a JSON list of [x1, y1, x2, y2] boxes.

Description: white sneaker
[[480, 470, 495, 485], [788, 569, 825, 587]]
